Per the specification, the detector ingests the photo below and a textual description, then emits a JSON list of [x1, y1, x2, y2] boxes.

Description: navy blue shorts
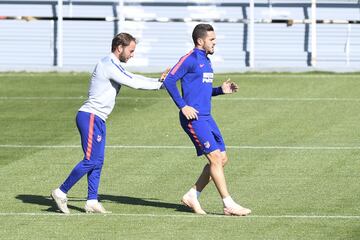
[[179, 113, 226, 156]]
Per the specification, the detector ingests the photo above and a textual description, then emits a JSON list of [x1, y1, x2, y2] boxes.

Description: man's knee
[[207, 150, 226, 166], [222, 154, 228, 166]]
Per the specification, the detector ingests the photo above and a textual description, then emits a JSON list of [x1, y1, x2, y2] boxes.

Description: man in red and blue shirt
[[164, 24, 251, 216]]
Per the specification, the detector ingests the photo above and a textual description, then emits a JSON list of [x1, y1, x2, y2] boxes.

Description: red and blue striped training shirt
[[163, 48, 223, 116]]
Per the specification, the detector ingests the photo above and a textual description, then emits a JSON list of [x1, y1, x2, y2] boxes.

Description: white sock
[[196, 190, 201, 199], [187, 188, 197, 197], [55, 188, 67, 198], [187, 188, 201, 199], [86, 199, 98, 205], [222, 196, 236, 208]]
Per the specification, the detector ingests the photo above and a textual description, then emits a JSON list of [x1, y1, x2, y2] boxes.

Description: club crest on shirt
[[97, 135, 102, 142], [204, 141, 211, 149], [202, 72, 213, 83]]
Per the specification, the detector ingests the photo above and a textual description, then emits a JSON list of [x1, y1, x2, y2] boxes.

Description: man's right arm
[[163, 55, 193, 109], [106, 60, 162, 90], [163, 72, 186, 109], [163, 55, 199, 120]]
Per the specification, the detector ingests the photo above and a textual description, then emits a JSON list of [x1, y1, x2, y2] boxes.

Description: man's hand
[[159, 67, 171, 82], [221, 78, 239, 94], [181, 105, 199, 120]]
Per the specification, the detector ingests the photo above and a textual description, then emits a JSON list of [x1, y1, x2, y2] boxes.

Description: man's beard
[[206, 46, 215, 55], [119, 51, 127, 63]]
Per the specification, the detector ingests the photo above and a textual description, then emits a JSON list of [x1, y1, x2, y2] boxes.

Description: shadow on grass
[[99, 194, 191, 213], [16, 194, 84, 213], [16, 194, 191, 213]]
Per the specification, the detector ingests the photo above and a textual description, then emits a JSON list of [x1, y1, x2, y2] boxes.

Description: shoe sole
[[181, 198, 207, 215], [224, 208, 251, 216], [85, 210, 112, 214], [84, 205, 111, 214]]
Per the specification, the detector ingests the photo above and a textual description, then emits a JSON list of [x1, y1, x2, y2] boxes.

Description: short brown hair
[[192, 24, 214, 46], [111, 33, 136, 52]]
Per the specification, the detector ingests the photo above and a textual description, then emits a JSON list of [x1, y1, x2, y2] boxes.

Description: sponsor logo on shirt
[[97, 135, 102, 142], [204, 141, 211, 149], [202, 72, 213, 83]]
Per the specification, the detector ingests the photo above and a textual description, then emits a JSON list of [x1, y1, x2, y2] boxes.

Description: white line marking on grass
[[234, 74, 360, 79], [0, 212, 359, 219], [0, 96, 86, 100], [1, 144, 360, 150], [221, 97, 360, 102], [1, 96, 360, 102], [0, 73, 358, 78]]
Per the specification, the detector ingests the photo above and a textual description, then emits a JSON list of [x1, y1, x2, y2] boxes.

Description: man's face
[[119, 41, 136, 63], [202, 31, 216, 55]]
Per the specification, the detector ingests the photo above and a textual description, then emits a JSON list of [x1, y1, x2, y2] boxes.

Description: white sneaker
[[51, 189, 70, 214], [224, 204, 251, 216], [84, 202, 111, 214], [181, 194, 206, 215]]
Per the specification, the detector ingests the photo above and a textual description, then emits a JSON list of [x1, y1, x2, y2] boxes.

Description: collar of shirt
[[110, 53, 121, 65], [194, 48, 207, 57]]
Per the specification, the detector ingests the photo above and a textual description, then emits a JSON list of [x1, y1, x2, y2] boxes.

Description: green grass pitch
[[0, 72, 360, 239]]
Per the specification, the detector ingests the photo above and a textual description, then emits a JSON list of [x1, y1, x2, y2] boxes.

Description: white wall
[[0, 0, 359, 72]]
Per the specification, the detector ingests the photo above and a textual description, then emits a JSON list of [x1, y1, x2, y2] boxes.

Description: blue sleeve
[[163, 56, 193, 109], [212, 86, 224, 96]]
